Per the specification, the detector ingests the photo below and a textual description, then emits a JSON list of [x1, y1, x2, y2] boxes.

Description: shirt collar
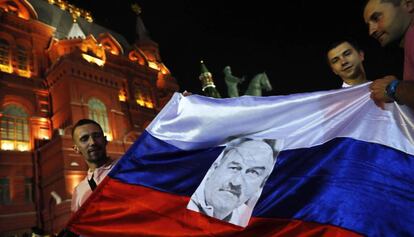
[[87, 159, 116, 177], [342, 82, 352, 88]]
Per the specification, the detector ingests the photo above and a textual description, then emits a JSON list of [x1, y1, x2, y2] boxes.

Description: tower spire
[[132, 3, 152, 43], [131, 3, 161, 62], [199, 60, 221, 98]]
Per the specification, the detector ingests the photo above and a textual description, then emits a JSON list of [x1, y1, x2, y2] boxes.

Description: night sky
[[69, 1, 404, 96]]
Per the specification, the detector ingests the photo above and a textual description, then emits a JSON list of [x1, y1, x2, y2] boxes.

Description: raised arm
[[370, 76, 414, 110]]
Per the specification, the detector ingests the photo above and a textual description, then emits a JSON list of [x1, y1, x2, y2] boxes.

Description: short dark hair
[[380, 0, 401, 6], [71, 119, 103, 139], [220, 138, 279, 164], [325, 39, 362, 64], [366, 0, 401, 6]]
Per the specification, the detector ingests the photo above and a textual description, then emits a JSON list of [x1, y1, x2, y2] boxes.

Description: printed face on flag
[[187, 138, 279, 227]]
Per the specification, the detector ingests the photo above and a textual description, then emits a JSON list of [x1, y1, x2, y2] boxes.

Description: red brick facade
[[0, 0, 179, 235]]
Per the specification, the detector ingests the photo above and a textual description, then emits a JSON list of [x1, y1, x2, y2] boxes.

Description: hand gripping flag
[[65, 83, 414, 237]]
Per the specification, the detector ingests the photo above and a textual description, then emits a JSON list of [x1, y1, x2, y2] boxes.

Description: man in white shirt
[[70, 119, 117, 212], [326, 40, 369, 88]]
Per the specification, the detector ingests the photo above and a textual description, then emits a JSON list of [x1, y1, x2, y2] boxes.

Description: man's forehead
[[329, 43, 354, 57], [226, 148, 273, 166], [364, 0, 388, 20], [365, 0, 382, 9], [74, 124, 102, 136]]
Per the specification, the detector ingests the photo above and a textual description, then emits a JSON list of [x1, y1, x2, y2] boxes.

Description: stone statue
[[224, 66, 272, 97], [244, 72, 272, 96], [223, 66, 245, 97]]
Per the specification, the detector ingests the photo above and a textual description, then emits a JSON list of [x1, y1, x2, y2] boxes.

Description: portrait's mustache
[[219, 183, 241, 198]]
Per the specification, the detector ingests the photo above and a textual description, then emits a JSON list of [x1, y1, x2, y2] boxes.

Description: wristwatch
[[385, 79, 400, 103]]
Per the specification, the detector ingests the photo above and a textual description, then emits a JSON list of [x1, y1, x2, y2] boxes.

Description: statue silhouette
[[244, 72, 272, 96], [224, 66, 245, 97], [224, 66, 272, 97]]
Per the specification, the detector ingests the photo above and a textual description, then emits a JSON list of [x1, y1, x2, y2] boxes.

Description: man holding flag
[[62, 82, 414, 237]]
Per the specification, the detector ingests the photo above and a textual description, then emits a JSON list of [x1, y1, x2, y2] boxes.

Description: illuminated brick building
[[0, 0, 179, 235]]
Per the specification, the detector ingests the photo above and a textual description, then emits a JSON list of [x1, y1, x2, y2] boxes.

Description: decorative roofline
[[44, 0, 93, 22]]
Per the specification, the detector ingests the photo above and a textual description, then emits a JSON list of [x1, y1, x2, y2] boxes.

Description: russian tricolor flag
[[66, 83, 414, 237]]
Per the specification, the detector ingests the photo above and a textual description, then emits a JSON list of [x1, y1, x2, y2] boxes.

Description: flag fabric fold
[[66, 83, 414, 237]]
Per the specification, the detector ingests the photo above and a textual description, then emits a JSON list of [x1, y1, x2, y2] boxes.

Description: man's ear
[[209, 162, 219, 171], [73, 145, 80, 154], [360, 50, 365, 61], [403, 0, 414, 13]]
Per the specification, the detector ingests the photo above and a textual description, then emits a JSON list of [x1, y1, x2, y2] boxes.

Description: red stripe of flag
[[67, 178, 362, 237]]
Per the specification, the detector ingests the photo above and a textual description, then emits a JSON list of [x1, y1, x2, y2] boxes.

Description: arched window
[[0, 104, 30, 151], [0, 0, 36, 20], [135, 88, 145, 107], [0, 178, 10, 204], [17, 45, 27, 69], [24, 177, 33, 203], [17, 45, 29, 77], [0, 39, 11, 73], [87, 98, 110, 138], [135, 87, 154, 109], [3, 1, 18, 15]]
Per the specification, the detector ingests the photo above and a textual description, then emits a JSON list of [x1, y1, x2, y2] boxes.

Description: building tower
[[0, 0, 179, 235], [199, 61, 221, 98]]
